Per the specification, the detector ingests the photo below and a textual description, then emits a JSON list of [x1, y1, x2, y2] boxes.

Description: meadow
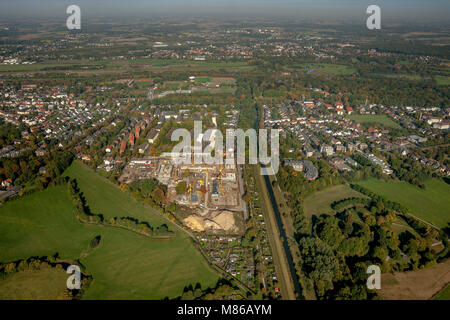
[[0, 162, 219, 299], [0, 59, 254, 74], [0, 268, 69, 300], [64, 161, 165, 223], [292, 63, 357, 76], [356, 178, 450, 228], [433, 284, 450, 300], [380, 259, 450, 300], [303, 184, 367, 219], [348, 114, 402, 129], [435, 75, 450, 86]]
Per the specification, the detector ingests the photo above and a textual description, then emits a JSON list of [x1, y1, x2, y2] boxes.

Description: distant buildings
[[138, 143, 149, 154], [35, 149, 48, 157], [320, 144, 334, 156], [129, 133, 135, 146], [147, 129, 159, 144], [330, 157, 352, 172], [360, 152, 393, 175], [303, 160, 319, 180], [283, 159, 318, 180], [409, 135, 428, 144]]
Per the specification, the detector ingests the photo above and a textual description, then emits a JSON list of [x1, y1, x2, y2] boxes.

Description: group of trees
[[277, 160, 344, 199], [276, 157, 447, 299], [349, 184, 409, 214], [68, 178, 172, 237], [0, 255, 92, 300], [260, 62, 449, 107], [331, 197, 371, 211], [128, 178, 168, 208], [296, 197, 445, 299], [0, 148, 74, 197], [175, 279, 247, 300], [386, 152, 433, 188], [0, 256, 60, 276]]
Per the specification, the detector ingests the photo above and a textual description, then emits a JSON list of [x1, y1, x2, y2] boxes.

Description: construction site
[[119, 155, 245, 234]]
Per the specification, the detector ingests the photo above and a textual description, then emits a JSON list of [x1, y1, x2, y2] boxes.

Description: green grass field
[[0, 59, 253, 74], [357, 178, 450, 228], [292, 63, 356, 76], [303, 184, 367, 219], [348, 114, 402, 129], [375, 74, 423, 81], [0, 269, 69, 300], [435, 75, 450, 86], [0, 162, 219, 299], [64, 161, 165, 223], [433, 284, 450, 300], [163, 81, 189, 90]]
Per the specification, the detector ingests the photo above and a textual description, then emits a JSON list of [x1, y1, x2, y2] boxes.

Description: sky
[[0, 0, 448, 23]]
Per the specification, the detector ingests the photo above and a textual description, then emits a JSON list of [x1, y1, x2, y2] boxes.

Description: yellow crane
[[187, 184, 193, 208]]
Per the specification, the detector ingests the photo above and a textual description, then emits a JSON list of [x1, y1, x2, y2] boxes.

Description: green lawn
[[348, 114, 402, 129], [0, 268, 69, 300], [357, 178, 450, 228], [292, 63, 356, 76], [0, 185, 98, 261], [163, 81, 188, 90], [195, 77, 211, 84], [375, 74, 423, 81], [303, 184, 367, 219], [433, 284, 450, 300], [435, 75, 450, 86], [0, 59, 253, 74], [64, 161, 165, 223], [0, 162, 219, 299]]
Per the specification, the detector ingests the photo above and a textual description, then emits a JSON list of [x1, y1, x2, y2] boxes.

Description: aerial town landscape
[[0, 0, 449, 308]]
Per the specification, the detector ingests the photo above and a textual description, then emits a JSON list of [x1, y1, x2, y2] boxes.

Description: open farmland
[[348, 114, 402, 129], [0, 58, 254, 75], [433, 284, 450, 300], [0, 165, 219, 299], [380, 259, 450, 300], [292, 63, 357, 76], [356, 178, 450, 228], [303, 184, 367, 219], [64, 161, 165, 223], [0, 268, 69, 300]]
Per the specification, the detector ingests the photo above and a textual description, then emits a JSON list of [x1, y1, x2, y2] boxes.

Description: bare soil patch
[[380, 260, 450, 300]]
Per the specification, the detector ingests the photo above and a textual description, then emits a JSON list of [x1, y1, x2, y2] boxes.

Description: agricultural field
[[194, 77, 211, 84], [348, 114, 402, 129], [303, 184, 367, 219], [357, 178, 450, 228], [134, 79, 154, 88], [162, 81, 189, 90], [64, 161, 165, 223], [0, 58, 254, 75], [433, 284, 450, 300], [0, 268, 69, 300], [435, 75, 450, 86], [292, 63, 357, 76], [380, 259, 450, 300], [0, 162, 219, 299], [373, 74, 424, 81]]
